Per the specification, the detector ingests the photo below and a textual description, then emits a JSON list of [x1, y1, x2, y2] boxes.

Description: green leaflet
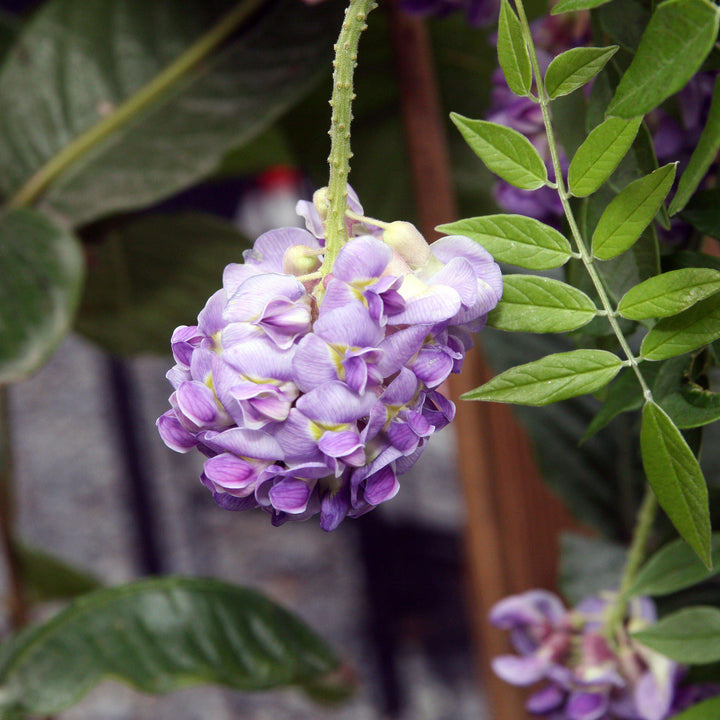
[[591, 164, 676, 260], [437, 214, 572, 270], [0, 577, 350, 717], [628, 534, 720, 597], [487, 275, 598, 333], [618, 268, 720, 321], [607, 0, 720, 118], [545, 46, 617, 99], [633, 607, 720, 664], [551, 0, 613, 13], [0, 208, 85, 383], [640, 402, 711, 567], [669, 74, 720, 216], [497, 0, 531, 97], [666, 696, 720, 720], [462, 349, 623, 406], [568, 116, 643, 198], [641, 293, 720, 361], [450, 114, 548, 190]]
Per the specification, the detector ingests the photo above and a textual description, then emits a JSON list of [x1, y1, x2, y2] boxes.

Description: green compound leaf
[[552, 0, 613, 13], [592, 163, 676, 260], [497, 0, 531, 97], [640, 401, 711, 568], [487, 275, 598, 333], [0, 577, 350, 717], [436, 214, 572, 270], [607, 0, 720, 118], [632, 607, 720, 664], [462, 349, 623, 406], [641, 293, 720, 361], [667, 696, 720, 720], [0, 208, 85, 384], [450, 114, 548, 190], [618, 268, 720, 320], [670, 75, 720, 216], [628, 534, 720, 598], [568, 116, 643, 197], [545, 46, 618, 100]]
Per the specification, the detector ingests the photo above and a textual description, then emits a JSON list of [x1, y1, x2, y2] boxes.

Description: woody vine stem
[[512, 0, 658, 638]]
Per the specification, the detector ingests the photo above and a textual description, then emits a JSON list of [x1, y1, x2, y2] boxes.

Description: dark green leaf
[[559, 533, 626, 604], [0, 0, 341, 225], [545, 46, 618, 99], [450, 114, 548, 190], [592, 164, 676, 260], [632, 606, 720, 663], [0, 208, 84, 383], [682, 188, 720, 239], [552, 0, 612, 13], [76, 213, 250, 355], [596, 0, 651, 54], [550, 87, 588, 158], [628, 534, 720, 597], [607, 0, 720, 118], [0, 577, 350, 717], [497, 0, 532, 97], [462, 349, 623, 406], [618, 269, 720, 320], [667, 696, 720, 720], [488, 275, 598, 333], [641, 293, 720, 361], [568, 116, 643, 197], [640, 401, 711, 567], [670, 75, 720, 215], [436, 214, 572, 270]]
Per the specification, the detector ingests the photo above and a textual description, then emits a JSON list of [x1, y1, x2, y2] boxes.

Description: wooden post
[[387, 10, 576, 718]]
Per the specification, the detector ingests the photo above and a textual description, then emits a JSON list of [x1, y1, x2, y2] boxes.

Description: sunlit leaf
[[545, 46, 617, 99], [551, 0, 613, 13], [497, 0, 532, 97]]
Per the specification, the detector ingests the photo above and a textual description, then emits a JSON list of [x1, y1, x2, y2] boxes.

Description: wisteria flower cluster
[[157, 189, 502, 530], [490, 590, 720, 720]]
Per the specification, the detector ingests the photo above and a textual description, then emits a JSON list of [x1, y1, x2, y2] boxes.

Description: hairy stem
[[320, 0, 377, 275]]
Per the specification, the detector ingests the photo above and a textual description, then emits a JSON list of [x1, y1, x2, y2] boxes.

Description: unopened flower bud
[[313, 187, 330, 220], [283, 245, 322, 276], [382, 221, 432, 269]]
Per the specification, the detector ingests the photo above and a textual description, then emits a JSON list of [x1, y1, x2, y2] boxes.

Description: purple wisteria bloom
[[157, 188, 502, 529], [490, 590, 720, 720]]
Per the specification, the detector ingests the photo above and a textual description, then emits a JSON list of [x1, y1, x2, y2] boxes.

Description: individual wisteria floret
[[490, 590, 720, 720], [157, 188, 502, 530]]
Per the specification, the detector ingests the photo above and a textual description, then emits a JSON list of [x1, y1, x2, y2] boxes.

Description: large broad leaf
[[640, 293, 720, 361], [450, 114, 548, 190], [607, 0, 720, 118], [437, 214, 572, 270], [0, 577, 350, 718], [0, 0, 341, 225], [462, 349, 623, 406], [0, 208, 85, 383], [640, 402, 711, 567], [497, 0, 531, 97], [76, 212, 250, 355], [487, 275, 598, 333], [545, 46, 617, 100], [628, 534, 720, 597], [669, 74, 720, 216], [632, 606, 720, 664]]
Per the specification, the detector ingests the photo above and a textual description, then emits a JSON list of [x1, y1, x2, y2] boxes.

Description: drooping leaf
[[487, 275, 598, 333], [669, 74, 720, 216], [462, 349, 623, 406], [76, 212, 250, 356], [545, 46, 618, 99], [592, 164, 676, 260], [0, 0, 341, 225], [618, 269, 720, 320], [0, 208, 85, 383], [640, 293, 720, 361], [628, 534, 720, 597], [450, 114, 549, 190], [607, 0, 720, 118], [640, 401, 711, 567], [497, 0, 532, 97], [0, 577, 350, 717], [568, 116, 643, 197], [551, 0, 613, 13], [436, 214, 572, 270], [632, 606, 720, 663]]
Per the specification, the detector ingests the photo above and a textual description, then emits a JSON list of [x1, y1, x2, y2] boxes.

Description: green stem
[[513, 0, 652, 403], [7, 0, 265, 210], [320, 0, 377, 276]]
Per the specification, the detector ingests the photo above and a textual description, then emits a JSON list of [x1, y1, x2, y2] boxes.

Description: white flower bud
[[282, 245, 322, 276], [382, 221, 432, 269]]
